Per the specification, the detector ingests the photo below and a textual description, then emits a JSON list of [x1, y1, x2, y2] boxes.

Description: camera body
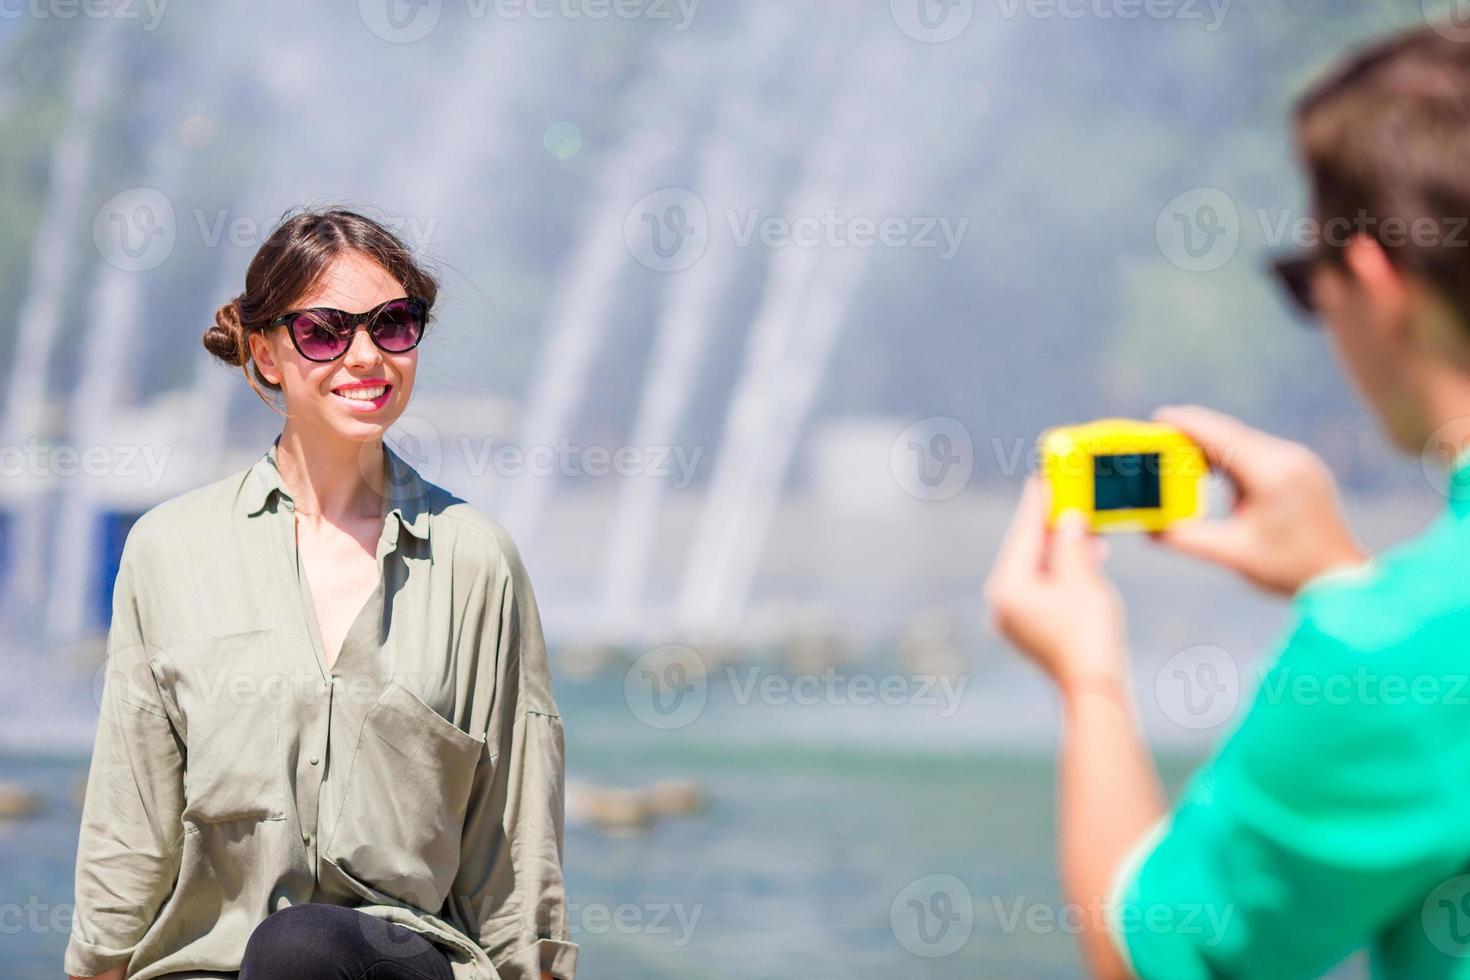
[[1039, 419, 1207, 533]]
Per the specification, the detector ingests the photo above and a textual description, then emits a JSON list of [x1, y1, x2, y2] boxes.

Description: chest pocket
[[164, 628, 287, 825], [321, 678, 486, 911]]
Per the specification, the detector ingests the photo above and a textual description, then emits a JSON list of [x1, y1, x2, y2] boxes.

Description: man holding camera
[[987, 24, 1470, 979]]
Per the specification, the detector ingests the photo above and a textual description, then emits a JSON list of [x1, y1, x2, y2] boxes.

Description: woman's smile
[[329, 379, 392, 411]]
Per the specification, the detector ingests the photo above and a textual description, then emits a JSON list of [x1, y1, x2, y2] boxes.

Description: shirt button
[[302, 832, 312, 845], [309, 754, 320, 766]]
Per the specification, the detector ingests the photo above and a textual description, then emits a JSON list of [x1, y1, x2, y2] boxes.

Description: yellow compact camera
[[1039, 419, 1207, 533]]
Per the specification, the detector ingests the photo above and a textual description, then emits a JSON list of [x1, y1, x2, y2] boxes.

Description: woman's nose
[[343, 322, 382, 367]]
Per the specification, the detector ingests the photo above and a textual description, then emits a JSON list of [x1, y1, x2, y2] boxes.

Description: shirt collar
[[239, 434, 432, 542], [1449, 444, 1470, 520]]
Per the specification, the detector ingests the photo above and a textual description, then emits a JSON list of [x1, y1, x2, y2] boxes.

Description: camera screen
[[1093, 452, 1162, 511]]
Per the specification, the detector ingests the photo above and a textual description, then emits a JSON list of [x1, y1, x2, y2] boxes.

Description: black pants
[[239, 903, 455, 980]]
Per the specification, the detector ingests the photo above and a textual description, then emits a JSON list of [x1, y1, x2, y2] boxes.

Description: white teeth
[[334, 384, 387, 401]]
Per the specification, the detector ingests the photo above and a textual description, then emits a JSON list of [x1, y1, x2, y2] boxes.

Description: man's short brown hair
[[1295, 24, 1470, 326]]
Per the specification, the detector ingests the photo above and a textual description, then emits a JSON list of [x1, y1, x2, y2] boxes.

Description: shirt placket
[[281, 493, 402, 875]]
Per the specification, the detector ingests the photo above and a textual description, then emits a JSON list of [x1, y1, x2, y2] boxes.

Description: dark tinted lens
[[369, 298, 425, 352], [1270, 255, 1318, 321], [291, 310, 353, 360]]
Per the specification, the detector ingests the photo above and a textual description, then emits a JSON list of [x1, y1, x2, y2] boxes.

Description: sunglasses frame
[[268, 295, 430, 363], [1267, 250, 1325, 324]]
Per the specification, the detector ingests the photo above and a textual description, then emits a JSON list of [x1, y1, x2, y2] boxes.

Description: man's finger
[[1153, 404, 1271, 482], [1049, 508, 1101, 580], [991, 476, 1047, 587]]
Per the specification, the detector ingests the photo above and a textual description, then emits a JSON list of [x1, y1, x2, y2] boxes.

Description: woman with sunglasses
[[63, 208, 577, 980]]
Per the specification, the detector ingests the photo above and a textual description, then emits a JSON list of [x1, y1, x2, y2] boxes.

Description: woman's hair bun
[[203, 296, 246, 366]]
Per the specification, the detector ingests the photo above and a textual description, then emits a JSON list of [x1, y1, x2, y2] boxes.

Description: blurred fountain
[[0, 24, 120, 643], [494, 38, 716, 551], [677, 38, 943, 636], [595, 6, 805, 637], [674, 41, 880, 635]]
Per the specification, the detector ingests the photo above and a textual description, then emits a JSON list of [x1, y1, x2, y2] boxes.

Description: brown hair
[[202, 206, 440, 410], [1293, 25, 1470, 328]]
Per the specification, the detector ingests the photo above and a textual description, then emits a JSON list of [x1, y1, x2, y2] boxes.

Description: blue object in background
[[93, 510, 143, 629], [0, 508, 10, 597]]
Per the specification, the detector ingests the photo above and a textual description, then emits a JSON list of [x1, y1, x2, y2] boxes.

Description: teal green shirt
[[1111, 453, 1470, 979]]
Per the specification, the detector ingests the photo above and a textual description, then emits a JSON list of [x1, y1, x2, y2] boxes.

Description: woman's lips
[[330, 382, 392, 411]]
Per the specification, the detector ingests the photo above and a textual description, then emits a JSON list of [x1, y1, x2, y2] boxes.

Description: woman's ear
[[249, 330, 282, 386]]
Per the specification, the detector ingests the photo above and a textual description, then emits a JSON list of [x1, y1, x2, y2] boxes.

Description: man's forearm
[[1057, 675, 1167, 979]]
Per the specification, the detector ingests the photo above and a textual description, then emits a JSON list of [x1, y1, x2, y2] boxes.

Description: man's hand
[[984, 475, 1126, 689], [1149, 405, 1369, 595]]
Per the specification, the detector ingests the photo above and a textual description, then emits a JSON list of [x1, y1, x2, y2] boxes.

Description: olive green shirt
[[64, 435, 578, 980], [1109, 452, 1470, 978]]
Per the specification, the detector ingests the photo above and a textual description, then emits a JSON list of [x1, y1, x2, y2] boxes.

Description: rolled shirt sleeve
[[448, 528, 579, 980], [1108, 573, 1470, 979], [64, 533, 187, 978]]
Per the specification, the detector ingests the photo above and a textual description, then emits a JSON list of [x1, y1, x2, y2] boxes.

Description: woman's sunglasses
[[269, 296, 429, 362]]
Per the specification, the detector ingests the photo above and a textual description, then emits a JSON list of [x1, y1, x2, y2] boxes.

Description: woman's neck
[[273, 424, 387, 524]]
